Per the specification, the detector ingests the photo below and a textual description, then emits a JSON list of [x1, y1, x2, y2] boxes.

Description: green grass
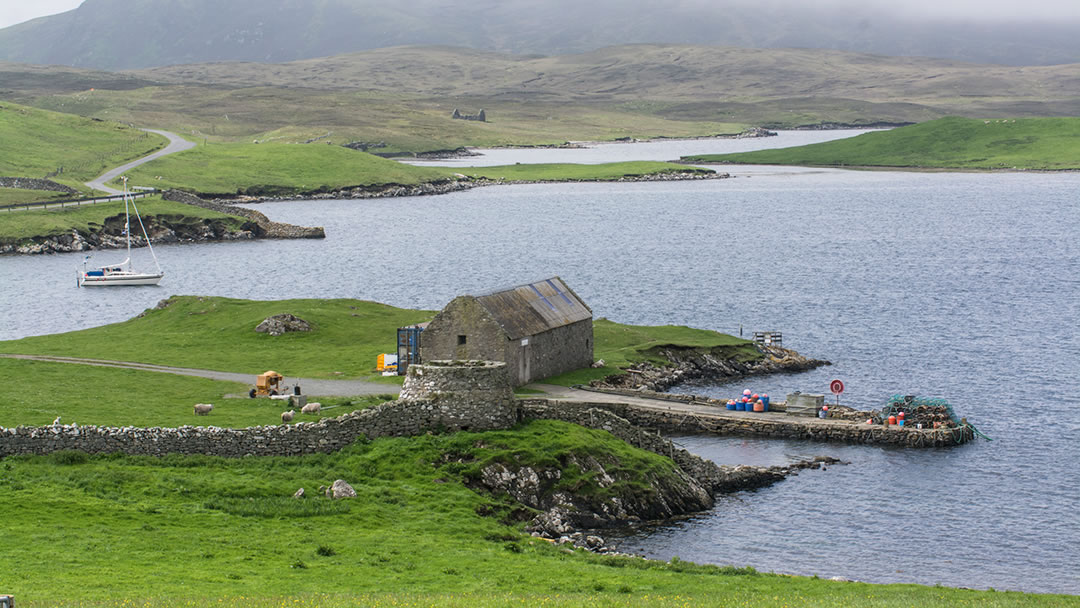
[[685, 116, 1080, 170], [0, 358, 392, 428], [118, 141, 451, 195], [0, 100, 164, 188], [2, 421, 1070, 607], [545, 319, 759, 386], [0, 188, 74, 207], [461, 161, 713, 182], [116, 143, 713, 196], [0, 196, 251, 242], [0, 296, 435, 380], [0, 297, 753, 388]]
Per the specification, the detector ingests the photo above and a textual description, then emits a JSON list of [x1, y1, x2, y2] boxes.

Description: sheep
[[281, 409, 295, 423], [193, 403, 214, 415], [301, 402, 321, 415]]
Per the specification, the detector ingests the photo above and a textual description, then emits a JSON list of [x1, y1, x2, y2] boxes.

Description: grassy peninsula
[[116, 144, 713, 196], [684, 117, 1080, 170], [0, 196, 251, 245]]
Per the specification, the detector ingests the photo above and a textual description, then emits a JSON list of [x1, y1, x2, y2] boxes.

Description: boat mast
[[123, 176, 133, 270], [125, 178, 163, 275]]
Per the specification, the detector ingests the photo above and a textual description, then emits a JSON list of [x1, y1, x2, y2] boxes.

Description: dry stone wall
[[0, 177, 76, 193]]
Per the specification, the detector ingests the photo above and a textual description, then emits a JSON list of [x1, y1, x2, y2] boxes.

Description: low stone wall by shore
[[529, 399, 971, 447]]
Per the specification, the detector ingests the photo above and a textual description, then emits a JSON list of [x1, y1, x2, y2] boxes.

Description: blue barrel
[[736, 401, 746, 411], [726, 400, 736, 410], [761, 395, 770, 411]]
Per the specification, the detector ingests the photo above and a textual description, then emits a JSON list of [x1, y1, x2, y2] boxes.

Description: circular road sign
[[830, 379, 845, 395]]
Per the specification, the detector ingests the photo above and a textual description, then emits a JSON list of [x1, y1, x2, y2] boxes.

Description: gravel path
[[85, 129, 196, 194], [0, 354, 396, 397]]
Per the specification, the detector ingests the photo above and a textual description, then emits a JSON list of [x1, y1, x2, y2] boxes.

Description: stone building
[[420, 277, 593, 386]]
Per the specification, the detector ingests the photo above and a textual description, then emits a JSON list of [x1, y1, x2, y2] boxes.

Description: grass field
[[0, 296, 435, 381], [0, 296, 755, 391], [0, 196, 251, 242], [684, 116, 1080, 170], [116, 141, 452, 195], [0, 100, 165, 189], [117, 144, 716, 195], [2, 421, 1070, 607], [27, 83, 747, 156], [0, 187, 74, 207], [547, 319, 758, 386], [0, 358, 394, 428]]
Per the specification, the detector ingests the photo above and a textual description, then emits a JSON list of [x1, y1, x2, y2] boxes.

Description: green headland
[[684, 116, 1080, 171]]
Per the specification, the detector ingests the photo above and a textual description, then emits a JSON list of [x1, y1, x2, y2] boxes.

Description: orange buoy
[[888, 415, 897, 425]]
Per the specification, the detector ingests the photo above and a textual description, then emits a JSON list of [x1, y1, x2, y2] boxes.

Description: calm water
[[1, 134, 1077, 594]]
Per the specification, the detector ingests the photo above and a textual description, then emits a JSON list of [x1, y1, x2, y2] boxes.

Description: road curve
[[0, 354, 395, 397], [85, 129, 196, 194]]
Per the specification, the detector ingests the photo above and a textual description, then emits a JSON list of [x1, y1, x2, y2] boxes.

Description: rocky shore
[[594, 344, 830, 393], [227, 171, 730, 204], [2, 190, 325, 255]]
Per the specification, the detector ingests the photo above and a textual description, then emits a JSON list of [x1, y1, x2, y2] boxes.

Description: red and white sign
[[830, 379, 845, 395]]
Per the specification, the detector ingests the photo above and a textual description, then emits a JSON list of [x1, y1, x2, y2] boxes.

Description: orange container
[[888, 415, 897, 425], [753, 402, 764, 412]]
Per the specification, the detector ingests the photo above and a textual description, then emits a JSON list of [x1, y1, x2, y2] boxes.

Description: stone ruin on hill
[[451, 108, 486, 122]]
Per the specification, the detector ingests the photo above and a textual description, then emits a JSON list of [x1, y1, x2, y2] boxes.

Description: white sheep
[[281, 409, 295, 423], [193, 403, 214, 415], [301, 402, 321, 415]]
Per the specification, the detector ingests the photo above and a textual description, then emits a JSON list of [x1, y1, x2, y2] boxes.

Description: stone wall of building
[[521, 319, 594, 385], [420, 296, 510, 368], [398, 360, 516, 431]]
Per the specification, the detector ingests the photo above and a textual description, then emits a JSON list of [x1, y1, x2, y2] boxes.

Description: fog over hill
[[2, 0, 1080, 69]]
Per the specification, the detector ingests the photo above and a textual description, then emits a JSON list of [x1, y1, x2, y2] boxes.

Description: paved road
[[0, 354, 396, 397], [85, 129, 196, 194]]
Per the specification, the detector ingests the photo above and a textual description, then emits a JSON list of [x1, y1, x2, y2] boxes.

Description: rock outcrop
[[255, 314, 312, 336], [0, 177, 77, 193], [594, 344, 829, 392]]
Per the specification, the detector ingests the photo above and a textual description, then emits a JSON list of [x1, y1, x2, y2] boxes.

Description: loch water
[[1, 132, 1077, 594]]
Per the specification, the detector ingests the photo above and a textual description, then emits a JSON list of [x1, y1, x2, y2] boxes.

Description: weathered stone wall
[[421, 296, 593, 386], [399, 360, 516, 431], [0, 396, 514, 459], [0, 177, 76, 193], [518, 319, 594, 385], [421, 296, 510, 367]]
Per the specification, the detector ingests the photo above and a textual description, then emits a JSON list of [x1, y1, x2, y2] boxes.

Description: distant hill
[[684, 116, 1080, 170], [2, 0, 1080, 69], [3, 45, 1080, 156]]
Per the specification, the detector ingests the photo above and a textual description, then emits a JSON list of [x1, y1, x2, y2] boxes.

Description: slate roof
[[471, 277, 592, 340]]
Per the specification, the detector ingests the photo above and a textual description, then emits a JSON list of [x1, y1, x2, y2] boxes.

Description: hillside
[[3, 0, 1080, 68], [684, 116, 1080, 170], [0, 100, 165, 189], [4, 44, 1080, 155]]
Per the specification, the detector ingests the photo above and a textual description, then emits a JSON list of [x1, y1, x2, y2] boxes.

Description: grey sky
[[3, 0, 1080, 30]]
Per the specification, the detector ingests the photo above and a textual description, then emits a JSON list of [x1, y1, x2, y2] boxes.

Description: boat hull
[[80, 272, 164, 286]]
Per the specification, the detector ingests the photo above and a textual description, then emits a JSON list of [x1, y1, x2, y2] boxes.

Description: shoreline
[[223, 171, 731, 204], [688, 161, 1080, 173]]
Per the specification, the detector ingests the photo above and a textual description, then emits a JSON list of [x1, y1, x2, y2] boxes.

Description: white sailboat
[[78, 177, 164, 287]]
